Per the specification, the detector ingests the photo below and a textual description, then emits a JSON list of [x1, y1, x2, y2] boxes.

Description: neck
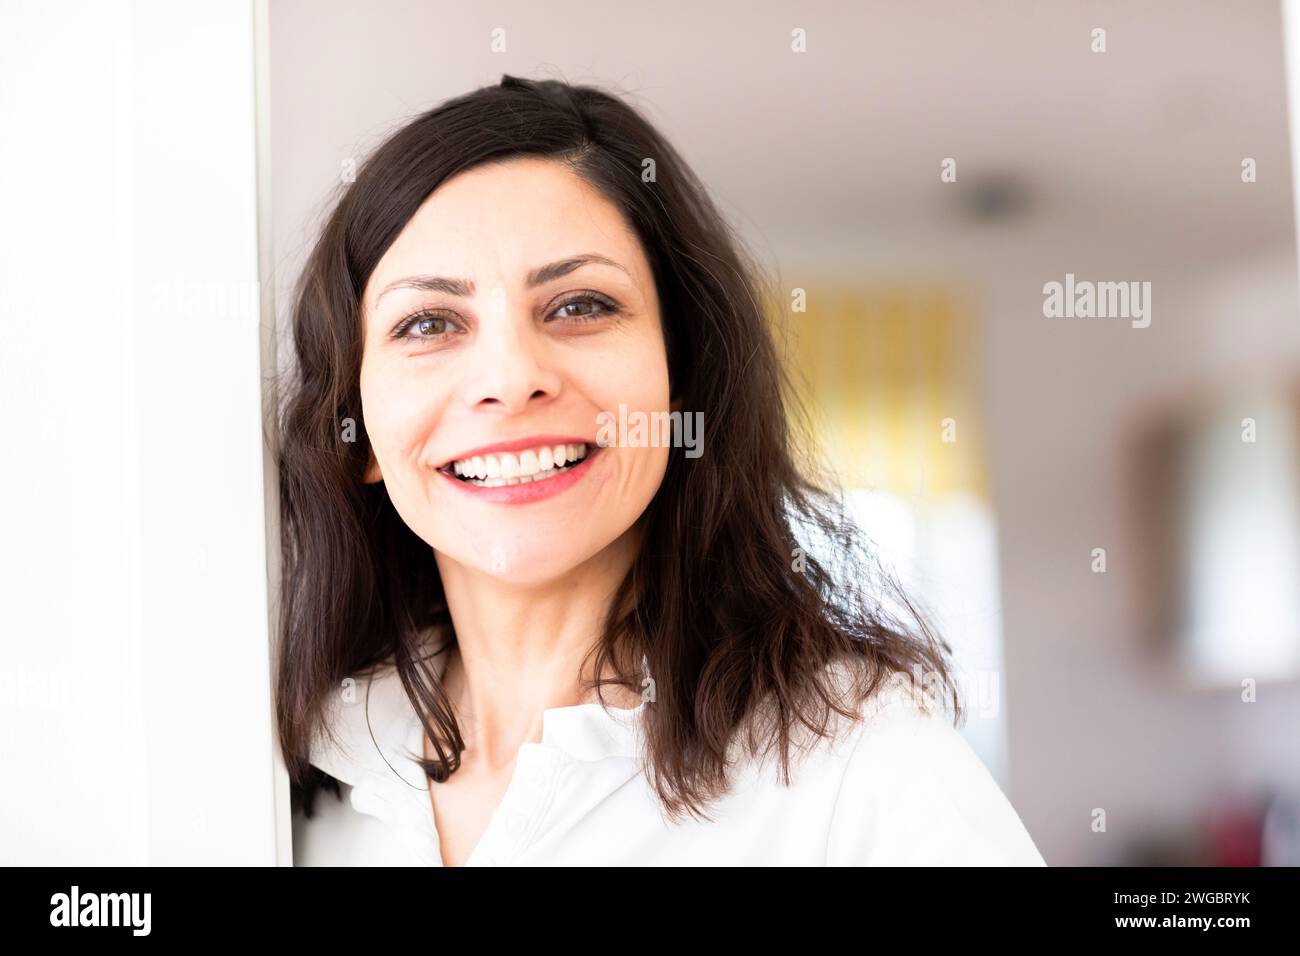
[[432, 522, 643, 769]]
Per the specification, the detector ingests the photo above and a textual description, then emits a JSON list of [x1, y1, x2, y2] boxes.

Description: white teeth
[[445, 442, 589, 487]]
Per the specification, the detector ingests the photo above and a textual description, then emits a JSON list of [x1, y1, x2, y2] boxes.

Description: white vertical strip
[[0, 0, 148, 866], [129, 0, 274, 864], [114, 0, 151, 867], [252, 0, 294, 867]]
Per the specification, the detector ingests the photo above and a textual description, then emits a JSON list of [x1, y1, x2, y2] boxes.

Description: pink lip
[[437, 443, 602, 505]]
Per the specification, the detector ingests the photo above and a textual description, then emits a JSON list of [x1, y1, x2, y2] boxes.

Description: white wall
[[0, 0, 284, 864]]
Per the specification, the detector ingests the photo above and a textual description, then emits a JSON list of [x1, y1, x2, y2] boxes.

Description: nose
[[460, 296, 562, 414]]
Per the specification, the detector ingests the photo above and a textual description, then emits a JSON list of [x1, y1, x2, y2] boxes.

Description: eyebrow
[[373, 253, 630, 304]]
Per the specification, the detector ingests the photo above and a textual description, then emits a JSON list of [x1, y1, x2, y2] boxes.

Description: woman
[[275, 74, 1045, 866]]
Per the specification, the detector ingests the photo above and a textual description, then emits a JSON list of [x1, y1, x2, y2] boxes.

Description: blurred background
[[268, 0, 1300, 867], [3, 0, 1297, 866]]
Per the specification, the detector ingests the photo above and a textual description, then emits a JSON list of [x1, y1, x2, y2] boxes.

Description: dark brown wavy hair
[[274, 73, 962, 824]]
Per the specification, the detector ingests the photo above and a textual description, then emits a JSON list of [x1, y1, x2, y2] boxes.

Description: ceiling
[[271, 0, 1298, 279]]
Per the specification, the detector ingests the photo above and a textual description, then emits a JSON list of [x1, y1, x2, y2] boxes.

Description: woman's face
[[358, 157, 671, 586]]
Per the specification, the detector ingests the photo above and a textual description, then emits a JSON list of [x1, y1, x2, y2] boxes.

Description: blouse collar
[[308, 636, 649, 791]]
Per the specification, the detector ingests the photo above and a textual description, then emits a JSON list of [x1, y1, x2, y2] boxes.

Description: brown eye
[[414, 315, 449, 336], [549, 292, 619, 323], [390, 310, 460, 341]]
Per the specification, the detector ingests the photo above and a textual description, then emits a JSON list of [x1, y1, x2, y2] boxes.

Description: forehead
[[363, 157, 645, 306]]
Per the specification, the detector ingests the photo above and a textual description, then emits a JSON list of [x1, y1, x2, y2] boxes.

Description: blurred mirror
[[1132, 378, 1300, 686]]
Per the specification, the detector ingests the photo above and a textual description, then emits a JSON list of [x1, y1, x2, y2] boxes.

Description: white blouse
[[292, 652, 1047, 866]]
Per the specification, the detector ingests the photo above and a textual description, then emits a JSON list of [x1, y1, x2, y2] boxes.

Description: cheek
[[359, 354, 444, 468], [583, 334, 672, 504], [585, 325, 671, 413]]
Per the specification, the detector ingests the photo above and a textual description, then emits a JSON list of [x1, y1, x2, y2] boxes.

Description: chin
[[456, 536, 610, 587]]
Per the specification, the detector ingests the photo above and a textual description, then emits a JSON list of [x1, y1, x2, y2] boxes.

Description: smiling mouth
[[438, 442, 591, 488]]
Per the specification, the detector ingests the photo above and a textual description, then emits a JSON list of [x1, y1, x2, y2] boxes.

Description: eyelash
[[389, 291, 621, 342]]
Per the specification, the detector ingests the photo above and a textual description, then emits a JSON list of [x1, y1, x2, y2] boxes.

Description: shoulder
[[822, 669, 1047, 866]]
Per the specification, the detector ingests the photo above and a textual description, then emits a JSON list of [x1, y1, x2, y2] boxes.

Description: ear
[[363, 445, 383, 484]]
